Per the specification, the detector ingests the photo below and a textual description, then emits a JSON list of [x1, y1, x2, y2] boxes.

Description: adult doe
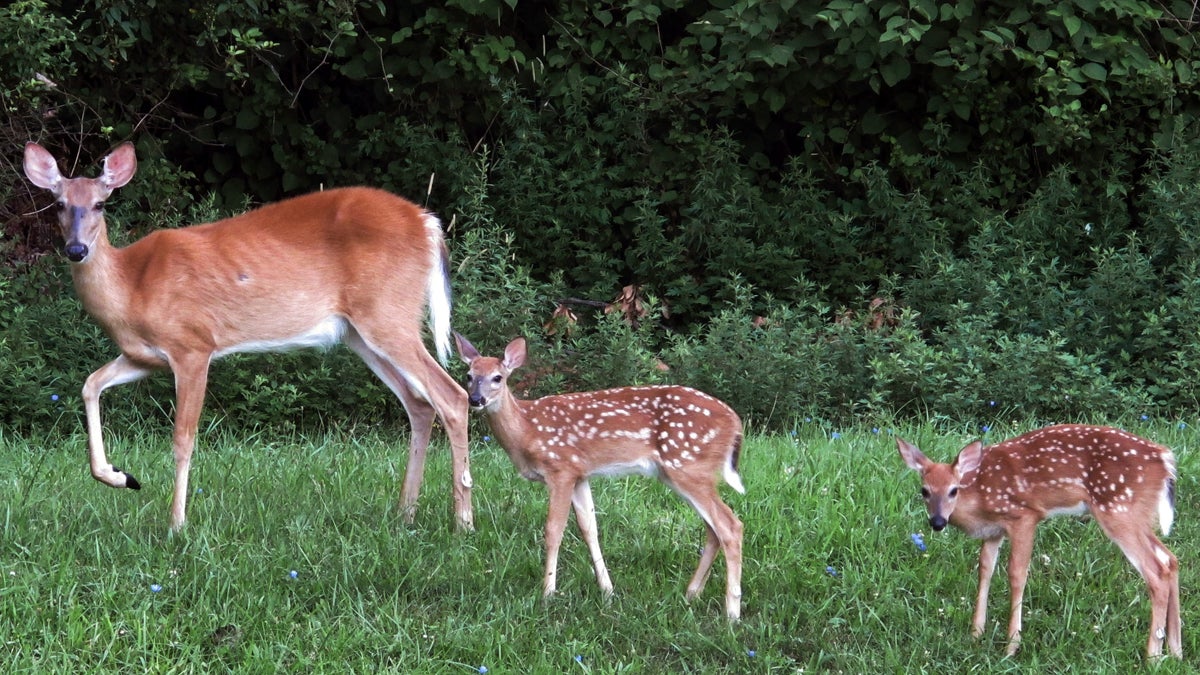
[[23, 141, 473, 532]]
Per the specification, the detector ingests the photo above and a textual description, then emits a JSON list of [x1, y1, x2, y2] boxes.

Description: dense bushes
[[4, 144, 1198, 434]]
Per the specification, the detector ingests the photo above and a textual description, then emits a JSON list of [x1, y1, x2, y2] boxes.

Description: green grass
[[0, 419, 1197, 672]]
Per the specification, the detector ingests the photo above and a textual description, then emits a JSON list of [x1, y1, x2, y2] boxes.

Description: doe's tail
[[424, 213, 453, 366]]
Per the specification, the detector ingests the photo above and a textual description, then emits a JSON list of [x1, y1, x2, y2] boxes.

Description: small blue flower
[[981, 425, 990, 433], [574, 655, 583, 663], [51, 394, 59, 402], [804, 417, 812, 423], [831, 432, 841, 439], [911, 533, 927, 552], [289, 570, 298, 579], [988, 400, 996, 407], [747, 649, 757, 657], [1141, 414, 1149, 421], [871, 427, 880, 434], [1180, 422, 1188, 430], [478, 667, 488, 674], [195, 487, 203, 494], [825, 565, 837, 577], [150, 584, 162, 593], [483, 435, 491, 442]]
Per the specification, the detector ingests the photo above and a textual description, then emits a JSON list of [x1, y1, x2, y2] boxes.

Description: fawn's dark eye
[[949, 487, 959, 498], [93, 201, 105, 211], [920, 487, 930, 499], [55, 200, 66, 211], [491, 374, 503, 384]]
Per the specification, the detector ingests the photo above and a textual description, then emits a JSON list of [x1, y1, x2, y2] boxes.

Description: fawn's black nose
[[929, 515, 948, 531]]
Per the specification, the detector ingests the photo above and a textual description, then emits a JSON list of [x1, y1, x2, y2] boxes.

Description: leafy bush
[[7, 2, 1200, 434]]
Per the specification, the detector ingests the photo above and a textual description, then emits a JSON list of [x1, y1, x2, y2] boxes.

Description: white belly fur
[[1045, 501, 1090, 518], [214, 316, 346, 359], [588, 457, 659, 479]]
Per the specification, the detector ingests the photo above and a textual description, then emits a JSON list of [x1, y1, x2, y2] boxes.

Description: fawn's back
[[966, 424, 1175, 527], [520, 385, 741, 478]]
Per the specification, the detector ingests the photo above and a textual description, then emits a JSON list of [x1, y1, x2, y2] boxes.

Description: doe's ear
[[23, 142, 63, 191], [100, 142, 137, 190]]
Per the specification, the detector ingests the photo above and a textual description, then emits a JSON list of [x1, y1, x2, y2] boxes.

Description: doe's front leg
[[167, 354, 211, 532], [82, 356, 154, 489]]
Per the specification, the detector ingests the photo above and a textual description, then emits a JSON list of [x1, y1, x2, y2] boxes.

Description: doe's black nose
[[65, 242, 88, 262]]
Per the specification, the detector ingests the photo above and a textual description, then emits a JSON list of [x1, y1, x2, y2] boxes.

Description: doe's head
[[23, 142, 137, 263]]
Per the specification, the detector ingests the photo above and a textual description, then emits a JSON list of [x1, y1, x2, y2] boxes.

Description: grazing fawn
[[897, 424, 1180, 659], [455, 334, 745, 619], [23, 142, 472, 532]]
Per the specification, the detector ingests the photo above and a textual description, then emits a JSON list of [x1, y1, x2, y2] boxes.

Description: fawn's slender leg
[[1095, 512, 1181, 659], [973, 537, 1002, 638], [571, 479, 613, 596], [541, 476, 575, 598], [1003, 520, 1039, 656]]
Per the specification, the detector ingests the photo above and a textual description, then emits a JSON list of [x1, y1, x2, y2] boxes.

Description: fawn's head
[[454, 333, 525, 412], [897, 437, 983, 531], [23, 142, 137, 263]]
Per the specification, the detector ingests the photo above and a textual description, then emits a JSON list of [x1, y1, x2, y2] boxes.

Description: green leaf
[[235, 108, 259, 130], [763, 88, 786, 112], [1027, 28, 1051, 52], [880, 56, 911, 86], [862, 110, 887, 134], [1175, 60, 1194, 84], [1080, 62, 1107, 81], [1063, 14, 1082, 37]]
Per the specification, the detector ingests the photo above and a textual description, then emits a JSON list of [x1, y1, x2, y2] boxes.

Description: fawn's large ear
[[454, 332, 479, 365], [23, 142, 63, 191], [502, 337, 527, 371], [100, 142, 137, 190], [954, 440, 984, 477], [896, 438, 928, 473]]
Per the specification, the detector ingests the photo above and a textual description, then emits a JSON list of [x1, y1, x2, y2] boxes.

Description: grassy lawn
[[0, 419, 1196, 672]]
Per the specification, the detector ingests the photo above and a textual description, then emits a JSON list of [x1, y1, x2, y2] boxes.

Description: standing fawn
[[23, 142, 472, 532], [897, 424, 1180, 659], [455, 334, 745, 619]]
